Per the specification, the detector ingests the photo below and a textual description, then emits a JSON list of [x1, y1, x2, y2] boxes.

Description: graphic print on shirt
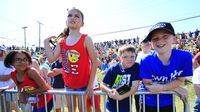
[[112, 74, 131, 89], [67, 50, 80, 75], [23, 86, 36, 94], [152, 70, 183, 84], [61, 48, 70, 73]]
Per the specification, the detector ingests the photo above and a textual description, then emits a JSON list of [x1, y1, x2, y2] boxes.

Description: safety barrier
[[0, 89, 190, 112]]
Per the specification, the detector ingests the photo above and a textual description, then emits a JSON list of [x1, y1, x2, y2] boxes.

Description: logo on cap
[[151, 23, 167, 31]]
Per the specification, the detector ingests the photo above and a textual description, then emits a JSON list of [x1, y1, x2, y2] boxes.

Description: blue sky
[[0, 0, 200, 47]]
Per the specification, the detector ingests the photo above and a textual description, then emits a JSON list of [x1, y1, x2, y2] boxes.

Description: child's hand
[[86, 85, 94, 96], [108, 89, 120, 100], [45, 36, 57, 43], [0, 86, 9, 93], [174, 87, 188, 102], [52, 68, 62, 75], [47, 71, 54, 77]]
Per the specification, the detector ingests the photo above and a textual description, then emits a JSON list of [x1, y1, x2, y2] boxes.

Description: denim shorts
[[64, 85, 87, 91]]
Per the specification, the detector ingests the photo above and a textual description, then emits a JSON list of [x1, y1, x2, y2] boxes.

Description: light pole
[[37, 21, 43, 51], [22, 26, 27, 48]]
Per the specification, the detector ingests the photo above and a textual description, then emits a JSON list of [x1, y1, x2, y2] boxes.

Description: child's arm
[[162, 77, 185, 91], [112, 81, 140, 101], [101, 82, 119, 99], [100, 82, 113, 94], [0, 75, 11, 81], [25, 68, 50, 95], [143, 77, 185, 93], [0, 82, 16, 93], [85, 36, 98, 95], [44, 36, 61, 63], [47, 68, 62, 77], [194, 84, 200, 99], [7, 82, 16, 89], [173, 86, 188, 101]]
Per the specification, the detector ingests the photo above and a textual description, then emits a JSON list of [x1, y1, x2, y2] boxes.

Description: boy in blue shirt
[[140, 22, 193, 112], [101, 44, 140, 112]]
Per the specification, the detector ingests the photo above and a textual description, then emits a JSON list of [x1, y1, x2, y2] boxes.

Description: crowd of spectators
[[2, 29, 200, 66], [94, 29, 200, 66]]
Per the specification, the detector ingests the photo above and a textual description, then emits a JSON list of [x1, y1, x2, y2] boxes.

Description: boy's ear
[[173, 35, 177, 44]]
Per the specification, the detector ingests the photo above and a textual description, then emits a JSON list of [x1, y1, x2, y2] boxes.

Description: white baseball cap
[[0, 45, 7, 51]]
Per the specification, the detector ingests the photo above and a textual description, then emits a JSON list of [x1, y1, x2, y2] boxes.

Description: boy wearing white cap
[[140, 22, 193, 112]]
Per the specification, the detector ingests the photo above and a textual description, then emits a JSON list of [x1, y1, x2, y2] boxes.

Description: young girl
[[0, 50, 53, 112], [44, 7, 97, 112], [140, 22, 193, 112], [101, 44, 140, 112]]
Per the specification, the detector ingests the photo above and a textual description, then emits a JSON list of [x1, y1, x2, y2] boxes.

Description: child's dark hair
[[4, 50, 32, 68], [63, 27, 70, 37]]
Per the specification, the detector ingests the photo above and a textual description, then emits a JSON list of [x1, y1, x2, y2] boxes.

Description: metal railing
[[0, 89, 190, 112]]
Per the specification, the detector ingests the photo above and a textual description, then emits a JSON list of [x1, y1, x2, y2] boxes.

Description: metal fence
[[0, 89, 190, 112]]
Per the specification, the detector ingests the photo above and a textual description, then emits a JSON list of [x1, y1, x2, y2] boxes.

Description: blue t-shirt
[[102, 62, 140, 112], [140, 49, 193, 107]]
